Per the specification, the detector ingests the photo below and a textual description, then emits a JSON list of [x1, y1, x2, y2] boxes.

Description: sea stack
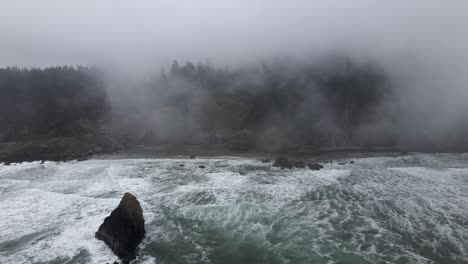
[[96, 193, 145, 264]]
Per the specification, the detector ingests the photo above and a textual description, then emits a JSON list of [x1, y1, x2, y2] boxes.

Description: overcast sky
[[1, 0, 468, 70]]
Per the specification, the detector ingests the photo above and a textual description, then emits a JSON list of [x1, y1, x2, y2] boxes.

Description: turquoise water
[[0, 154, 467, 263]]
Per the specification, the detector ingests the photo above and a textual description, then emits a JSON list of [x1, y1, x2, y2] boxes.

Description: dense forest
[[0, 66, 117, 162], [0, 66, 108, 140], [0, 56, 416, 160], [117, 56, 393, 151]]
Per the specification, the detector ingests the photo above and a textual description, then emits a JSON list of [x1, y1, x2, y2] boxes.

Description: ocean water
[[0, 154, 467, 264]]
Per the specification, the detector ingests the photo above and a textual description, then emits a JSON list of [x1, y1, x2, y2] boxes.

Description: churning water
[[0, 154, 467, 264]]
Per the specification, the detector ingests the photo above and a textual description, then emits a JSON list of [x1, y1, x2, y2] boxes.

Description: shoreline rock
[[0, 136, 126, 164], [307, 163, 324, 170], [272, 156, 323, 170], [96, 193, 145, 264]]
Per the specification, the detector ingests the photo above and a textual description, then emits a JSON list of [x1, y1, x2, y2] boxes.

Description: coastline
[[2, 139, 467, 165]]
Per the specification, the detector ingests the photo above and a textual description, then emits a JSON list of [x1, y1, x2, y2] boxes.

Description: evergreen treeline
[[0, 66, 108, 141], [0, 57, 394, 153], [115, 56, 392, 151]]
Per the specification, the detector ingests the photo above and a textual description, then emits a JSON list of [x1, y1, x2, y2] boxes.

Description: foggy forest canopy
[[1, 55, 468, 153]]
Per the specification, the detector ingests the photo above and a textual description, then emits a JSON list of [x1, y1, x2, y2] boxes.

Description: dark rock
[[179, 164, 185, 167], [96, 193, 145, 264], [0, 137, 121, 163], [261, 159, 271, 163], [308, 163, 324, 171], [273, 156, 293, 169], [338, 161, 355, 165], [189, 155, 196, 159], [1, 132, 129, 164], [198, 165, 206, 169], [292, 161, 306, 168], [3, 161, 10, 166], [272, 157, 306, 169]]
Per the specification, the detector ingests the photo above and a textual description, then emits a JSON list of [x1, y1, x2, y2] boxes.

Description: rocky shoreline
[[0, 135, 126, 164], [2, 138, 463, 165]]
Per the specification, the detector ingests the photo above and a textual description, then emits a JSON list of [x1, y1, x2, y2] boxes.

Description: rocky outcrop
[[307, 163, 324, 170], [96, 193, 145, 264], [273, 156, 324, 170], [338, 161, 355, 165], [273, 156, 294, 169], [0, 135, 126, 163]]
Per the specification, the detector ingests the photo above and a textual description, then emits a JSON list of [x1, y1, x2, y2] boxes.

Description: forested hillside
[[114, 56, 392, 151], [0, 56, 415, 160], [0, 66, 108, 141]]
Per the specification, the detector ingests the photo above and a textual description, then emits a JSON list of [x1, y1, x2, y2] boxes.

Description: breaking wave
[[0, 154, 467, 263]]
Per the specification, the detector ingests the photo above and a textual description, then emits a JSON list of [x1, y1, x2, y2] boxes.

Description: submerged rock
[[96, 193, 145, 264]]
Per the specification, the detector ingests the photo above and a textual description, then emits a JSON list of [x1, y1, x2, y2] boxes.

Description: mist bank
[[1, 55, 467, 162], [106, 55, 468, 153]]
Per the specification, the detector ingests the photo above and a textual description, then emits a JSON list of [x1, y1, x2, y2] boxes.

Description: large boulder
[[96, 193, 145, 264]]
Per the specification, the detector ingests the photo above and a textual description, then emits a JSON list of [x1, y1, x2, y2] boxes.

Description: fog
[[1, 1, 467, 69], [1, 0, 468, 152]]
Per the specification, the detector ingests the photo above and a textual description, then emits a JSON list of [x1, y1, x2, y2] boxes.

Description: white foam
[[0, 188, 119, 262], [1, 155, 467, 263], [0, 159, 160, 264]]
